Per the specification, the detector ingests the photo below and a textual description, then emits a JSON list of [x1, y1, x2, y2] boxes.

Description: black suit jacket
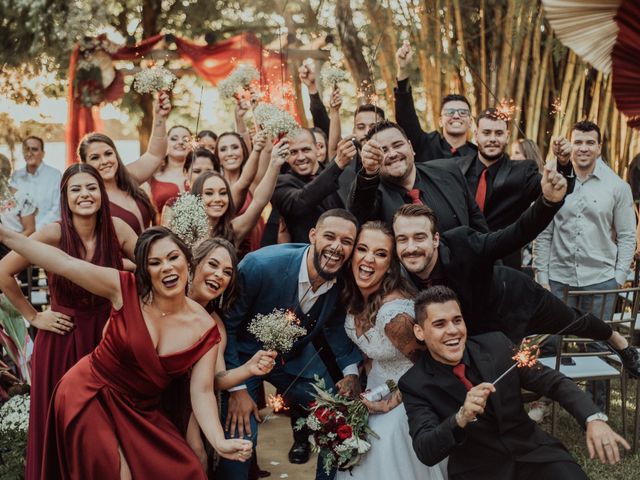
[[347, 159, 488, 232], [423, 196, 562, 340], [399, 332, 598, 479], [395, 80, 477, 162], [271, 161, 345, 243], [455, 154, 542, 231]]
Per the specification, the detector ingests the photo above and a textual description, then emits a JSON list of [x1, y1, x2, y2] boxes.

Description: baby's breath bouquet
[[0, 393, 30, 477], [253, 103, 300, 140], [169, 193, 209, 247], [133, 66, 178, 94], [320, 65, 349, 88], [0, 177, 16, 212], [218, 64, 260, 100], [247, 308, 307, 353]]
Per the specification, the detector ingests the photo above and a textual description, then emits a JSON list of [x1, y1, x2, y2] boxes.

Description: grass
[[540, 377, 640, 479]]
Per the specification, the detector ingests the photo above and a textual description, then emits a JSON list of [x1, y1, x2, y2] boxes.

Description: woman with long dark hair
[[0, 225, 253, 479], [337, 221, 447, 480], [0, 163, 137, 480], [77, 92, 171, 234], [190, 138, 288, 250]]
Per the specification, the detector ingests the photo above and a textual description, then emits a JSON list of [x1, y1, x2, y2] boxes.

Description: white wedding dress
[[336, 299, 448, 480]]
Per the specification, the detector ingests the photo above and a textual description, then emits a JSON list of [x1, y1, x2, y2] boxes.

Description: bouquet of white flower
[[253, 103, 300, 140], [218, 64, 260, 100], [133, 66, 178, 94], [169, 193, 210, 247], [320, 65, 349, 88], [247, 308, 307, 353]]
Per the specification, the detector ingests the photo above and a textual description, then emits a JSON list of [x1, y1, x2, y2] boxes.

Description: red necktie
[[475, 168, 488, 212], [407, 188, 422, 205], [453, 363, 474, 391]]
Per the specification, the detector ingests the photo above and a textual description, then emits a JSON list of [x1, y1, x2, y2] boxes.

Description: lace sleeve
[[375, 299, 415, 328]]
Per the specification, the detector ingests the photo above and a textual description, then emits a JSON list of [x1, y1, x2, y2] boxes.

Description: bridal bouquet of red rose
[[296, 377, 378, 474]]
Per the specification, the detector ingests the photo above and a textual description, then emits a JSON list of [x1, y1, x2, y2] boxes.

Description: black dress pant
[[515, 460, 588, 480]]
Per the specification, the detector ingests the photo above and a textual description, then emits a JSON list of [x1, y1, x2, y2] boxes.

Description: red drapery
[[66, 32, 289, 166], [612, 0, 640, 128]]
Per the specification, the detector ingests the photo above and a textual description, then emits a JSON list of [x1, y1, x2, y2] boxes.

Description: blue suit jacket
[[224, 243, 361, 381]]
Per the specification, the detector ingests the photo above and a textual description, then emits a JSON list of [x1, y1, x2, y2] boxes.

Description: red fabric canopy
[[612, 0, 640, 128], [66, 33, 289, 166]]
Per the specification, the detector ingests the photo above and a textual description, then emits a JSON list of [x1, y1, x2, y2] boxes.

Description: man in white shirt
[[534, 120, 637, 407], [11, 136, 62, 230]]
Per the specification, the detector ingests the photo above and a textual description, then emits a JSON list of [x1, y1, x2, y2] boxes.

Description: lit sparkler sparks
[[268, 393, 289, 413], [496, 98, 517, 122], [492, 336, 543, 385], [551, 97, 563, 117]]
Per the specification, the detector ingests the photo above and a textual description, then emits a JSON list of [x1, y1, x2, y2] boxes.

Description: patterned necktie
[[407, 188, 422, 205], [475, 168, 488, 212], [453, 363, 474, 391]]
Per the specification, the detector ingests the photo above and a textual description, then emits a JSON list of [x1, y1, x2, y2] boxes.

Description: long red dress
[[42, 271, 221, 479], [25, 281, 113, 480]]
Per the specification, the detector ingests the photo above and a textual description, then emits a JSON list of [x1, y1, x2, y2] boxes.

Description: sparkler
[[268, 393, 289, 413], [496, 98, 517, 122], [492, 313, 590, 385], [551, 97, 563, 117]]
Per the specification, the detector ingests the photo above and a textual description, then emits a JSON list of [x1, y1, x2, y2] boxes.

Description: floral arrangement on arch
[[296, 376, 378, 474], [73, 34, 119, 107]]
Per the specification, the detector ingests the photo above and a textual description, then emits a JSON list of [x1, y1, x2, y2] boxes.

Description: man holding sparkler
[[400, 286, 629, 479], [395, 41, 477, 162], [391, 164, 640, 375], [218, 209, 362, 480]]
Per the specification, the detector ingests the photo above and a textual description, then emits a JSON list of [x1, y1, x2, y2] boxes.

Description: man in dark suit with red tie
[[347, 121, 488, 233], [454, 108, 573, 268], [400, 286, 630, 480]]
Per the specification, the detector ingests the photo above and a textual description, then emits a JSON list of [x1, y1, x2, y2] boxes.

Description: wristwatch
[[586, 412, 608, 424]]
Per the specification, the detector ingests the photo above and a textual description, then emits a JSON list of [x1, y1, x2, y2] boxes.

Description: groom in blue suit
[[218, 209, 362, 480]]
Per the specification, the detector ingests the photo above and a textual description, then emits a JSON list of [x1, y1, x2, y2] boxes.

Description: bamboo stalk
[[588, 71, 603, 121], [512, 5, 536, 138], [552, 51, 577, 138], [496, 0, 516, 99], [479, 0, 488, 111], [531, 39, 552, 142]]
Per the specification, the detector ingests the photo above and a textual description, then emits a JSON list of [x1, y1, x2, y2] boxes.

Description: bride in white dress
[[336, 221, 447, 480]]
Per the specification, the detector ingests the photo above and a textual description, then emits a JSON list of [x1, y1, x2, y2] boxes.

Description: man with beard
[[454, 108, 573, 268], [390, 190, 640, 375], [218, 209, 362, 480], [395, 41, 477, 162], [348, 121, 487, 233], [272, 129, 357, 243]]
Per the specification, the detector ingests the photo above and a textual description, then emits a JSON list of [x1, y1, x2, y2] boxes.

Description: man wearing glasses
[[11, 136, 62, 230], [395, 41, 477, 163]]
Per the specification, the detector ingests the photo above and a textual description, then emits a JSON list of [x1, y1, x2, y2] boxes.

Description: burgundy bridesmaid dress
[[42, 271, 221, 479], [110, 199, 153, 235], [25, 277, 116, 480]]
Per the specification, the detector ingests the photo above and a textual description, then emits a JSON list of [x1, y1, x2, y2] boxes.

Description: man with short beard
[[348, 120, 487, 233], [395, 41, 477, 162], [454, 108, 573, 268], [218, 209, 362, 480], [390, 174, 640, 375]]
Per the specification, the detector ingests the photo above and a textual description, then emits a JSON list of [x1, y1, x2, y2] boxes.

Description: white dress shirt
[[10, 162, 62, 230], [534, 159, 636, 286]]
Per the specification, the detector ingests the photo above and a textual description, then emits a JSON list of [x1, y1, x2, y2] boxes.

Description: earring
[[218, 292, 224, 308]]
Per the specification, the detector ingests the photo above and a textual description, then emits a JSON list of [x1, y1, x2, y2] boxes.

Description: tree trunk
[[496, 0, 515, 100], [335, 0, 372, 100]]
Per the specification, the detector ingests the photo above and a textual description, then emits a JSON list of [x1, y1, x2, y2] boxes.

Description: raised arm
[[113, 217, 138, 261], [299, 63, 330, 136], [231, 138, 287, 244], [347, 140, 383, 223], [125, 92, 171, 185], [0, 224, 122, 308], [230, 131, 266, 209], [327, 87, 343, 159], [384, 312, 425, 364], [394, 42, 428, 154], [470, 165, 568, 261]]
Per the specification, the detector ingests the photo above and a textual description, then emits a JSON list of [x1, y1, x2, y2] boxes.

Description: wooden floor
[[256, 384, 317, 479]]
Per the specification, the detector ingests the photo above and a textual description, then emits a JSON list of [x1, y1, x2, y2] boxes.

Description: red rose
[[336, 415, 346, 426], [315, 407, 332, 424], [337, 424, 353, 440], [309, 401, 317, 408]]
